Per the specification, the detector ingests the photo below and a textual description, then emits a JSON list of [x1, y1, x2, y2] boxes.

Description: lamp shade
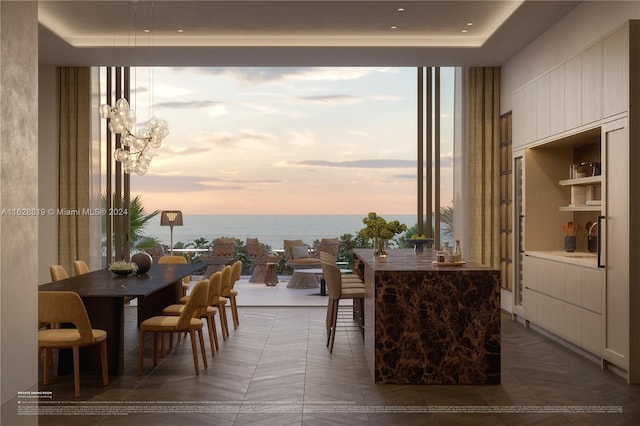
[[160, 210, 183, 226]]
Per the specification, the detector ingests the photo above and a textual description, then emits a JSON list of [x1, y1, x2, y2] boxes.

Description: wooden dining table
[[38, 262, 207, 375]]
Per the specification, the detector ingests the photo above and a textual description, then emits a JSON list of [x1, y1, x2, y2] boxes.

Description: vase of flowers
[[358, 212, 407, 257]]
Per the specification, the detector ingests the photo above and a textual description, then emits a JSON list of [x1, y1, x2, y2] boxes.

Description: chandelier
[[99, 98, 168, 176]]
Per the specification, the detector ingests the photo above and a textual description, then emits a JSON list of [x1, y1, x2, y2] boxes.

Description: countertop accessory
[[432, 260, 466, 267]]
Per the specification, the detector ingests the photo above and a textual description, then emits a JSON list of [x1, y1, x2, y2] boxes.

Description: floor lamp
[[160, 210, 183, 255]]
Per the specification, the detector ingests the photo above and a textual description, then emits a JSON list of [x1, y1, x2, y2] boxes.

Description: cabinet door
[[564, 303, 582, 346], [522, 255, 538, 291], [602, 119, 629, 369], [603, 26, 629, 118], [582, 268, 602, 314], [564, 55, 582, 130], [524, 82, 537, 144], [564, 264, 582, 306], [582, 311, 602, 356], [548, 65, 565, 136], [581, 42, 603, 125], [512, 89, 526, 149], [536, 74, 550, 140], [546, 260, 564, 300]]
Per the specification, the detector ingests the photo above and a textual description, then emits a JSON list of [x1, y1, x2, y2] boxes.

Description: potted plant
[[358, 212, 407, 256]]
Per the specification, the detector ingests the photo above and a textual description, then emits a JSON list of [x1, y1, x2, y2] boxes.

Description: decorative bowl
[[112, 269, 133, 276], [405, 238, 434, 253]]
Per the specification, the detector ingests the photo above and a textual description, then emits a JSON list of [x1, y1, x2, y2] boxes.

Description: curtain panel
[[467, 67, 500, 267], [58, 67, 91, 273]]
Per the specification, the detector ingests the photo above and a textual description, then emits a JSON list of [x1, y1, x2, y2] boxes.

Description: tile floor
[[30, 276, 640, 425]]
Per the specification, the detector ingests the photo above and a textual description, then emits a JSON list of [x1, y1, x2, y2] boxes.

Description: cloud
[[181, 67, 390, 85], [285, 159, 415, 169], [130, 174, 280, 193], [288, 130, 315, 147], [291, 95, 361, 105], [155, 100, 225, 109], [130, 175, 238, 193], [193, 129, 277, 148], [347, 129, 370, 138], [371, 94, 404, 102], [239, 101, 303, 118], [160, 146, 212, 156]]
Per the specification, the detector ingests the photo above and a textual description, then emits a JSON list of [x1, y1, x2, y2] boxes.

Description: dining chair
[[321, 261, 365, 354], [217, 265, 232, 339], [138, 279, 209, 376], [38, 291, 109, 397], [72, 260, 90, 275], [50, 265, 69, 282], [224, 260, 242, 329], [319, 251, 364, 289], [162, 272, 221, 356], [158, 255, 191, 296]]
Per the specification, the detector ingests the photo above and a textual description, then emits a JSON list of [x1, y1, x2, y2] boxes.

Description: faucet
[[588, 221, 598, 236]]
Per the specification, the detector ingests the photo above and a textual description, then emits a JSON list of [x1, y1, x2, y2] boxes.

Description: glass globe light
[[113, 148, 130, 162], [99, 104, 112, 119], [132, 138, 147, 151]]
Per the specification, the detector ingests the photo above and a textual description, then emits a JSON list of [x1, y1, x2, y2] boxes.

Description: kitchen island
[[352, 249, 500, 384]]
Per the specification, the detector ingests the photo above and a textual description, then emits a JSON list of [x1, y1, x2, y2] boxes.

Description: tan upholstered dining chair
[[321, 261, 365, 354], [38, 291, 109, 397], [158, 255, 191, 296], [138, 279, 210, 376], [224, 260, 242, 329], [50, 264, 69, 282], [73, 260, 90, 275], [162, 272, 221, 356]]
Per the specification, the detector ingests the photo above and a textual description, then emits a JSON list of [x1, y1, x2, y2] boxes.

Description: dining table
[[38, 262, 207, 376]]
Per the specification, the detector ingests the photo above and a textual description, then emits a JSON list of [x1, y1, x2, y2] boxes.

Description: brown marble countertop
[[352, 248, 496, 272], [353, 248, 501, 385]]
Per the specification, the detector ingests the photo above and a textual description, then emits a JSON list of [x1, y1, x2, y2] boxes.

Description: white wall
[[0, 2, 39, 425], [501, 1, 640, 114]]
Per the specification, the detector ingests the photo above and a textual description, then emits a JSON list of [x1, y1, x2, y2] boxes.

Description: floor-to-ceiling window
[[98, 67, 457, 254]]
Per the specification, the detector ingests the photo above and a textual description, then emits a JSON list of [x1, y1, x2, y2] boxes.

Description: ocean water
[[142, 214, 418, 250]]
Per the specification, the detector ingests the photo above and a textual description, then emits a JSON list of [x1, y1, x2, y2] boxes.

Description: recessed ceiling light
[[143, 29, 150, 33], [397, 8, 405, 12], [390, 26, 398, 30], [177, 29, 184, 33], [461, 29, 468, 33], [467, 22, 473, 26]]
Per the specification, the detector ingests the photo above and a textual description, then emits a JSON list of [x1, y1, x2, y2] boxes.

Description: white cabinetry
[[581, 42, 603, 125], [523, 254, 602, 356], [602, 118, 629, 370], [603, 26, 629, 118], [536, 73, 550, 140], [549, 66, 565, 136], [564, 55, 582, 131], [514, 21, 639, 383]]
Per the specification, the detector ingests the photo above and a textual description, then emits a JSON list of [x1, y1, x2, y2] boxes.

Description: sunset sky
[[116, 67, 455, 215]]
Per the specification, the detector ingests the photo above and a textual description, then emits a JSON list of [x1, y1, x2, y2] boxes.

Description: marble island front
[[352, 249, 500, 385]]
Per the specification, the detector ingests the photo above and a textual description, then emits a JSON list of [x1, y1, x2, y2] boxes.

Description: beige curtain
[[467, 67, 500, 267], [58, 67, 91, 273]]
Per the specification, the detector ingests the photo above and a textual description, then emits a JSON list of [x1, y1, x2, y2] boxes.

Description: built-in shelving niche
[[524, 127, 601, 253]]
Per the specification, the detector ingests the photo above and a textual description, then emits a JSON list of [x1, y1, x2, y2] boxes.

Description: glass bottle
[[454, 240, 462, 262], [442, 241, 450, 254]]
